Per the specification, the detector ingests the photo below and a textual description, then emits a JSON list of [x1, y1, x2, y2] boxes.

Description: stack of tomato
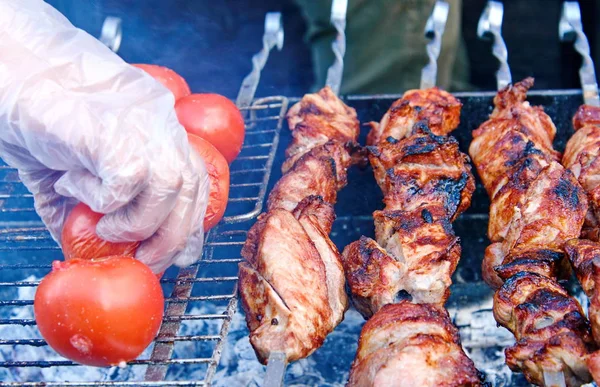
[[34, 64, 244, 367]]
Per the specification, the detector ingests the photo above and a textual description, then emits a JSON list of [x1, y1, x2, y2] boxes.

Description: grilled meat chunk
[[564, 238, 600, 297], [342, 205, 461, 316], [284, 86, 359, 172], [240, 88, 358, 364], [482, 159, 587, 288], [493, 272, 591, 343], [587, 351, 600, 385], [366, 87, 462, 145], [494, 272, 593, 386], [486, 148, 549, 243], [563, 105, 600, 240], [267, 141, 352, 215], [372, 207, 460, 305], [469, 78, 593, 384], [241, 197, 348, 365], [294, 196, 347, 321], [492, 249, 567, 286], [586, 262, 600, 356], [469, 77, 560, 198], [565, 239, 600, 345], [347, 302, 483, 387], [239, 208, 333, 363], [564, 238, 600, 385], [369, 131, 475, 220], [572, 104, 600, 131], [342, 236, 405, 319], [498, 161, 585, 253]]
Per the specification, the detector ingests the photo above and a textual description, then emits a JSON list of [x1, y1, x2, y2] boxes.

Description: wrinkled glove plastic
[[0, 0, 210, 274]]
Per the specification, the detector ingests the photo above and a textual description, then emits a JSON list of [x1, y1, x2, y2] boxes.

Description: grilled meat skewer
[[343, 88, 482, 386], [347, 302, 483, 387], [562, 104, 600, 384], [563, 105, 600, 241], [343, 87, 474, 313], [469, 78, 594, 386], [239, 86, 359, 364]]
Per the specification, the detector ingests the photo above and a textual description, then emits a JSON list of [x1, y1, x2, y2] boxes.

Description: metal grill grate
[[0, 96, 288, 386]]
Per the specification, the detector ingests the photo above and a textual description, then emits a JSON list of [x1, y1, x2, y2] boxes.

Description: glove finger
[[0, 141, 41, 171], [54, 161, 150, 214], [33, 188, 78, 244], [168, 150, 210, 269], [171, 226, 205, 269], [95, 168, 184, 243], [19, 169, 77, 243], [135, 169, 198, 273], [0, 141, 77, 243], [170, 147, 210, 268], [135, 154, 209, 273]]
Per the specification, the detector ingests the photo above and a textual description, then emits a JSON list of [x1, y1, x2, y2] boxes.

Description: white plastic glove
[[0, 0, 210, 274]]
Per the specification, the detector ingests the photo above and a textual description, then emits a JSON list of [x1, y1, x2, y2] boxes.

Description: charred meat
[[469, 78, 593, 385], [239, 86, 359, 363], [563, 104, 600, 241], [343, 88, 481, 386], [347, 302, 483, 387], [343, 88, 474, 313], [564, 237, 600, 385]]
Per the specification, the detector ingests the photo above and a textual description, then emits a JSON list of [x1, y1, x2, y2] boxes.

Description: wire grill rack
[[0, 96, 289, 386]]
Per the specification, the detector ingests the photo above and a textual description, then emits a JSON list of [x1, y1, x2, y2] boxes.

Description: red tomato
[[34, 257, 164, 366], [176, 94, 245, 163], [188, 134, 230, 230], [61, 203, 139, 260], [132, 64, 191, 102]]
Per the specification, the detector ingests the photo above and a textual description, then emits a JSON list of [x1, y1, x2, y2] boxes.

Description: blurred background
[[47, 0, 599, 98]]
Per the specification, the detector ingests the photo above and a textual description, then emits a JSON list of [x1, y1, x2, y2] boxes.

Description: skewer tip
[[263, 351, 288, 387], [542, 369, 567, 387], [99, 16, 122, 53]]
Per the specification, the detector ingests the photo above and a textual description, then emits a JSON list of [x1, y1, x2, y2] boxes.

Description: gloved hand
[[0, 0, 210, 273]]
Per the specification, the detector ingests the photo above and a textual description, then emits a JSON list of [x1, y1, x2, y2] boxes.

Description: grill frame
[[0, 96, 288, 387]]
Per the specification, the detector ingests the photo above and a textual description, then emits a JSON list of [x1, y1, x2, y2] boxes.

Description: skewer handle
[[477, 1, 511, 90], [263, 351, 288, 387], [325, 0, 348, 95], [559, 1, 600, 107], [420, 1, 450, 90], [99, 16, 123, 53], [236, 12, 284, 109]]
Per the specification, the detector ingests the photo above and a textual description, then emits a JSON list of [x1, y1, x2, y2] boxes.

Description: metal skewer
[[559, 1, 600, 107], [240, 17, 285, 381], [543, 370, 567, 387], [420, 1, 450, 89], [263, 351, 287, 387], [263, 1, 347, 385], [477, 1, 511, 90], [325, 0, 348, 94], [99, 16, 123, 53], [236, 12, 285, 109]]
